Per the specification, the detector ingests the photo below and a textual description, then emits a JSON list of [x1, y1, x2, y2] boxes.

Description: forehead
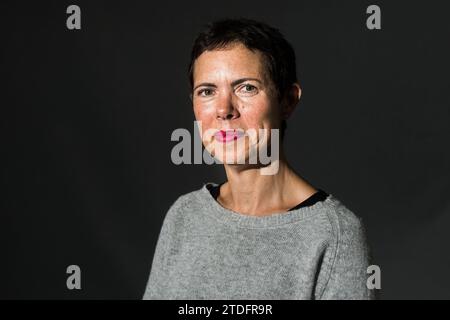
[[192, 43, 268, 84]]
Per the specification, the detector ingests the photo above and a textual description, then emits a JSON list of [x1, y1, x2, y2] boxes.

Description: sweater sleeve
[[318, 208, 376, 300], [142, 197, 182, 300]]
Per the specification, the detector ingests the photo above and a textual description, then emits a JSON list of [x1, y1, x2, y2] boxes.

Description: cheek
[[193, 105, 216, 139], [241, 98, 279, 128], [193, 103, 213, 122]]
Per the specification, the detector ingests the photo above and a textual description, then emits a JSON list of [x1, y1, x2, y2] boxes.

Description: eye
[[244, 84, 256, 91], [237, 84, 258, 96], [197, 88, 215, 97]]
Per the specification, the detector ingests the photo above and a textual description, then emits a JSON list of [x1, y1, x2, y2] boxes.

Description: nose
[[216, 93, 239, 121]]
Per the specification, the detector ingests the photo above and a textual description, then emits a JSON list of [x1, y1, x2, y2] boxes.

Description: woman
[[143, 18, 374, 300]]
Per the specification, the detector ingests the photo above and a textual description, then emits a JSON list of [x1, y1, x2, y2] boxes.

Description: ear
[[281, 83, 302, 120]]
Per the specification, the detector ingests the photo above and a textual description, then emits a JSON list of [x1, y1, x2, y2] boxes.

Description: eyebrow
[[193, 78, 263, 91]]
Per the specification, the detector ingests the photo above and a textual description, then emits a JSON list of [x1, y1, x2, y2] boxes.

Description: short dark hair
[[188, 18, 298, 140]]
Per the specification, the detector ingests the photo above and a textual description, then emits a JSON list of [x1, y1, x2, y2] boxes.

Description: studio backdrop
[[2, 0, 450, 299]]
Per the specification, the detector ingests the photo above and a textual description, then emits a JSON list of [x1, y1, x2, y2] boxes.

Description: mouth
[[214, 129, 245, 143]]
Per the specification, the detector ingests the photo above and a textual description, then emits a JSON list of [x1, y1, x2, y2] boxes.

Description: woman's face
[[192, 43, 282, 165]]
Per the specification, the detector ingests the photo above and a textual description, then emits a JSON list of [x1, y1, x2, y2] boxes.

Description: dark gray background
[[2, 0, 449, 299]]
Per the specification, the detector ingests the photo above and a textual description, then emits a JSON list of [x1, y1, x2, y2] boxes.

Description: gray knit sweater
[[143, 182, 375, 300]]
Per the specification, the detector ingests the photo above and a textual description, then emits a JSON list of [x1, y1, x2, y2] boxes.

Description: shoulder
[[298, 194, 368, 255], [320, 195, 371, 279], [316, 195, 373, 299], [324, 195, 367, 241], [162, 182, 211, 224], [168, 183, 208, 211]]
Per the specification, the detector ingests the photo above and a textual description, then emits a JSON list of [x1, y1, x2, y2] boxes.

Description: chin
[[211, 147, 248, 165]]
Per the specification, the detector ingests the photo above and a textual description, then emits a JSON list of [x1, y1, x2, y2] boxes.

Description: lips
[[214, 129, 245, 143]]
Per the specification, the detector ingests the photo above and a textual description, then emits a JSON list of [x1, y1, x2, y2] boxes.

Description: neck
[[219, 149, 317, 216]]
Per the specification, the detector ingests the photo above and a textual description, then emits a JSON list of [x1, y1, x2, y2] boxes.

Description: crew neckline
[[197, 182, 336, 228]]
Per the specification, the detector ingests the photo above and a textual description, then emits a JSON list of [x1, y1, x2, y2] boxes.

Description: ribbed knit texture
[[143, 182, 375, 300]]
